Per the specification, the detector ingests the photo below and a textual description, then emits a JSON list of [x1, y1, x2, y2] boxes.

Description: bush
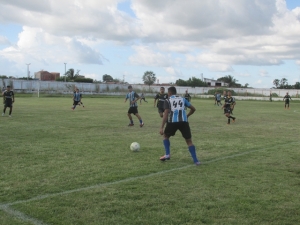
[[207, 88, 236, 96]]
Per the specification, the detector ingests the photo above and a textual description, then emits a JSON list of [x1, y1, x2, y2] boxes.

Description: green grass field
[[0, 96, 299, 225]]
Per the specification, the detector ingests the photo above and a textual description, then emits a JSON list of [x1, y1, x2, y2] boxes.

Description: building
[[203, 78, 228, 87], [35, 71, 60, 81]]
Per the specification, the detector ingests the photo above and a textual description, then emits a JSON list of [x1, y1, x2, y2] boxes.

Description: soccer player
[[125, 85, 144, 127], [154, 87, 168, 118], [222, 91, 236, 124], [184, 90, 191, 102], [2, 85, 15, 117], [214, 92, 217, 105], [216, 92, 222, 106], [73, 87, 84, 107], [159, 86, 200, 166], [283, 92, 292, 109], [139, 93, 148, 104], [72, 88, 82, 110]]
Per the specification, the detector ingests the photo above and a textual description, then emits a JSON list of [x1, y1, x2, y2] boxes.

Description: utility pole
[[26, 63, 31, 80], [64, 63, 67, 82]]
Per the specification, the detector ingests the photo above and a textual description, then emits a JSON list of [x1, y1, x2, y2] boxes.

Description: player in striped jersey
[[124, 85, 144, 127], [159, 86, 200, 165]]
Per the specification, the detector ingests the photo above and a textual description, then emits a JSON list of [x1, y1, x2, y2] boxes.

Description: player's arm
[[12, 92, 15, 102], [187, 104, 195, 118]]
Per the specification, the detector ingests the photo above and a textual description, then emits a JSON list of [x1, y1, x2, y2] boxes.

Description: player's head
[[6, 85, 11, 91], [168, 86, 177, 96], [128, 85, 133, 91], [160, 87, 165, 94], [286, 92, 288, 94], [76, 88, 79, 92], [223, 90, 227, 94], [186, 90, 188, 93], [227, 91, 231, 96]]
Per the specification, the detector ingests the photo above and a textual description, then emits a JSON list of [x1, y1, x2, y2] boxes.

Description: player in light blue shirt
[[159, 86, 200, 165]]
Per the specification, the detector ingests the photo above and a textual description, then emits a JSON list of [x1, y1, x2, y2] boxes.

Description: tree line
[[273, 78, 300, 89]]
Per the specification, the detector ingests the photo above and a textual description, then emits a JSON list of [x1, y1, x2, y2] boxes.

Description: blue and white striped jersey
[[164, 95, 191, 123], [73, 92, 82, 101], [126, 91, 139, 107]]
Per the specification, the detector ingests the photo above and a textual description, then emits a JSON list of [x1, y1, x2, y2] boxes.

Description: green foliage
[[176, 77, 207, 87], [142, 71, 156, 87], [103, 74, 114, 82], [73, 77, 93, 83], [217, 75, 240, 87]]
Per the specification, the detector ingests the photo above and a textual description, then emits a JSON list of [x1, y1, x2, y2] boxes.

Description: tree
[[187, 77, 207, 87], [295, 82, 300, 89], [175, 79, 188, 86], [103, 74, 114, 82], [273, 79, 280, 88], [279, 78, 288, 88], [142, 71, 156, 88], [65, 68, 77, 80], [217, 75, 239, 87]]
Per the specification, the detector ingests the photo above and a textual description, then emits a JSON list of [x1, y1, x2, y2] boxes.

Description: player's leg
[[180, 123, 200, 165], [2, 105, 6, 116], [160, 123, 176, 161], [134, 112, 144, 127], [80, 101, 84, 107], [127, 108, 134, 126], [158, 108, 163, 118], [9, 106, 12, 117]]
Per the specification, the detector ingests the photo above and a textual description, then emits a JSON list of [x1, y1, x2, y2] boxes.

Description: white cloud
[[0, 26, 103, 65], [259, 70, 269, 77]]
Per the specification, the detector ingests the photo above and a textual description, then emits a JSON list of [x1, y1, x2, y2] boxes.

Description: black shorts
[[217, 100, 221, 103], [4, 102, 13, 107], [73, 101, 80, 106], [164, 122, 192, 139], [158, 107, 164, 113], [128, 107, 138, 115], [224, 108, 231, 114], [285, 100, 290, 104]]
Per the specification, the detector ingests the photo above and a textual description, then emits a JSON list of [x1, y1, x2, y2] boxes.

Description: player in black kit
[[222, 91, 236, 125], [2, 85, 15, 117], [283, 92, 292, 109], [154, 87, 168, 118]]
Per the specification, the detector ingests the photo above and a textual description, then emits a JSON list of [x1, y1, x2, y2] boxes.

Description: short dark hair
[[160, 87, 165, 89], [7, 85, 11, 88], [128, 85, 132, 89], [168, 86, 177, 95]]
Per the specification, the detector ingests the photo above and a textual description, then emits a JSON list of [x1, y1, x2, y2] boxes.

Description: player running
[[139, 93, 148, 104], [159, 86, 200, 166], [125, 85, 144, 127], [283, 92, 292, 109], [216, 92, 222, 106], [222, 91, 236, 125], [72, 88, 83, 110], [2, 85, 14, 117], [154, 87, 168, 118]]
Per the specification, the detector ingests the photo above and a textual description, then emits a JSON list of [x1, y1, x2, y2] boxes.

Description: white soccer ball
[[130, 142, 140, 152]]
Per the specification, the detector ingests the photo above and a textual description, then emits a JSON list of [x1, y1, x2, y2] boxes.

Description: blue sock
[[163, 139, 170, 156], [139, 119, 143, 123], [130, 120, 133, 124], [188, 145, 199, 163]]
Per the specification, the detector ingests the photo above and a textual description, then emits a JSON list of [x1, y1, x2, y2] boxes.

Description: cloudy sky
[[0, 0, 300, 88]]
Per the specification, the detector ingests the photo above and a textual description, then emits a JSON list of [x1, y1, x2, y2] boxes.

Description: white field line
[[0, 205, 49, 225], [0, 141, 298, 225]]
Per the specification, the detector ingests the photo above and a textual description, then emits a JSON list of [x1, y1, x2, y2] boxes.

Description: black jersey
[[3, 90, 14, 103], [154, 93, 168, 108], [283, 95, 291, 102], [184, 93, 191, 102], [224, 96, 235, 108]]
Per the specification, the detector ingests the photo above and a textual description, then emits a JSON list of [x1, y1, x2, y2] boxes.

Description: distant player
[[73, 87, 84, 107], [214, 92, 217, 105], [125, 85, 144, 127], [159, 86, 200, 165], [154, 87, 168, 118], [72, 89, 82, 110], [222, 91, 236, 125], [283, 92, 291, 109], [216, 92, 222, 106], [184, 90, 191, 102], [139, 93, 148, 104], [2, 85, 15, 117]]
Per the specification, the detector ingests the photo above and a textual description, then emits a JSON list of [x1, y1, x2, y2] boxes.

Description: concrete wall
[[1, 79, 299, 97]]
